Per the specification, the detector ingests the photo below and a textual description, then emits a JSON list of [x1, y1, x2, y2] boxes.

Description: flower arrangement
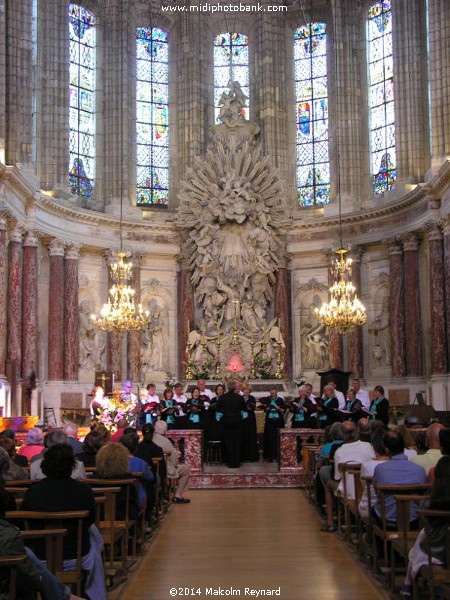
[[189, 356, 213, 379], [254, 355, 275, 379], [293, 373, 306, 387], [164, 372, 178, 388], [98, 389, 136, 432]]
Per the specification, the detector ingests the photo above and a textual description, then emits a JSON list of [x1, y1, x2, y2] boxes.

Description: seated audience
[[94, 443, 139, 521], [321, 421, 375, 532], [136, 424, 166, 483], [358, 428, 389, 518], [410, 422, 444, 476], [21, 444, 106, 600], [0, 489, 82, 600], [153, 420, 191, 504], [0, 448, 17, 512], [0, 430, 28, 467], [119, 433, 155, 510], [89, 422, 111, 444], [63, 422, 84, 454], [0, 438, 28, 480], [357, 418, 372, 442], [428, 428, 450, 484], [75, 430, 105, 467], [401, 456, 450, 597], [17, 428, 44, 461], [373, 431, 427, 527], [111, 418, 129, 443], [31, 431, 86, 480]]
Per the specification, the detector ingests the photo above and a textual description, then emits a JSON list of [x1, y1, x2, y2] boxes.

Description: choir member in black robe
[[240, 385, 259, 462], [262, 387, 285, 461], [217, 382, 245, 468]]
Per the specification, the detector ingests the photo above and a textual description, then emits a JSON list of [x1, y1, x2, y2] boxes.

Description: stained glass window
[[294, 23, 330, 207], [214, 33, 249, 122], [136, 27, 169, 207], [368, 0, 396, 194], [69, 4, 95, 200]]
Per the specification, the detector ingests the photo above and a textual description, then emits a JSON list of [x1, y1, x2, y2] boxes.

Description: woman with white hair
[[17, 427, 44, 461]]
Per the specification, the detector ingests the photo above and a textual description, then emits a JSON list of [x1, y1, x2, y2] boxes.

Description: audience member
[[111, 418, 129, 443], [411, 422, 444, 475], [427, 427, 450, 484], [358, 428, 389, 518], [154, 420, 191, 504], [0, 448, 16, 512], [394, 424, 418, 460], [136, 424, 166, 483], [17, 428, 44, 461], [373, 431, 427, 527], [89, 422, 111, 444], [0, 430, 28, 467], [357, 418, 372, 442], [0, 438, 28, 480], [75, 430, 105, 468], [94, 443, 139, 521], [120, 433, 155, 510], [63, 422, 84, 454], [21, 444, 106, 600], [31, 431, 86, 480]]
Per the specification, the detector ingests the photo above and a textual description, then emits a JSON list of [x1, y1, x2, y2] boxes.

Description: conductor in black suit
[[217, 381, 245, 468]]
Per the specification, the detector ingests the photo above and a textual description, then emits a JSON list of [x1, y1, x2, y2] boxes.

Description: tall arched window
[[294, 23, 330, 207], [214, 33, 249, 122], [69, 4, 96, 200], [368, 0, 396, 194], [136, 27, 169, 207]]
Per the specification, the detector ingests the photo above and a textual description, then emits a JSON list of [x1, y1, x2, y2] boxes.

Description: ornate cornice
[[0, 165, 36, 205]]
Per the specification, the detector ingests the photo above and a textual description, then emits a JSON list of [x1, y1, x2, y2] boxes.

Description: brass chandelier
[[316, 247, 367, 334], [91, 250, 150, 334], [315, 5, 367, 335]]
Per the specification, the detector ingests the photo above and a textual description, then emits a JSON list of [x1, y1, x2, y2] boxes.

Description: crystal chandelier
[[91, 250, 150, 334], [316, 247, 367, 334]]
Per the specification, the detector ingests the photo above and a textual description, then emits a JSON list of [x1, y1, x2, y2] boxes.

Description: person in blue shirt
[[373, 430, 427, 526]]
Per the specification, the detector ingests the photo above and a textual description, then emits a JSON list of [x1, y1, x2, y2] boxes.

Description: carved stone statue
[[369, 295, 391, 367], [141, 299, 169, 373], [79, 299, 105, 371], [300, 300, 330, 370], [176, 88, 288, 340]]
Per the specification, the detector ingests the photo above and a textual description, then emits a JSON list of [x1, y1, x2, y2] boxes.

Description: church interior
[[1, 0, 450, 597]]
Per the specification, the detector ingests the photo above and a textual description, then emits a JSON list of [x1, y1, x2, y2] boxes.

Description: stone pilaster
[[178, 259, 195, 380], [442, 217, 450, 372], [274, 263, 292, 378], [331, 0, 364, 206], [127, 254, 141, 383], [7, 224, 23, 378], [388, 240, 406, 378], [327, 251, 343, 370], [347, 247, 364, 378], [3, 0, 33, 165], [402, 233, 422, 376], [38, 0, 69, 189], [47, 239, 65, 381], [392, 0, 429, 182], [427, 224, 447, 374], [0, 216, 7, 377], [21, 230, 39, 382], [64, 243, 80, 381], [428, 0, 450, 167]]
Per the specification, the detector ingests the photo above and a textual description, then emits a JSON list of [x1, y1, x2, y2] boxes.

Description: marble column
[[327, 252, 343, 370], [403, 233, 422, 376], [428, 224, 447, 374], [21, 230, 39, 382], [64, 244, 80, 381], [347, 248, 364, 378], [178, 260, 195, 380], [443, 218, 450, 370], [0, 216, 7, 377], [106, 253, 122, 380], [274, 264, 291, 378], [127, 255, 141, 383], [47, 239, 65, 381], [7, 224, 24, 378], [388, 240, 406, 378]]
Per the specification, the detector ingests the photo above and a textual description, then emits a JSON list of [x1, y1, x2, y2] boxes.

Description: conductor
[[217, 381, 245, 468]]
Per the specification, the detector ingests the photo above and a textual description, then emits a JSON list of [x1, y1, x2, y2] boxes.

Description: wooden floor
[[121, 490, 389, 600]]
